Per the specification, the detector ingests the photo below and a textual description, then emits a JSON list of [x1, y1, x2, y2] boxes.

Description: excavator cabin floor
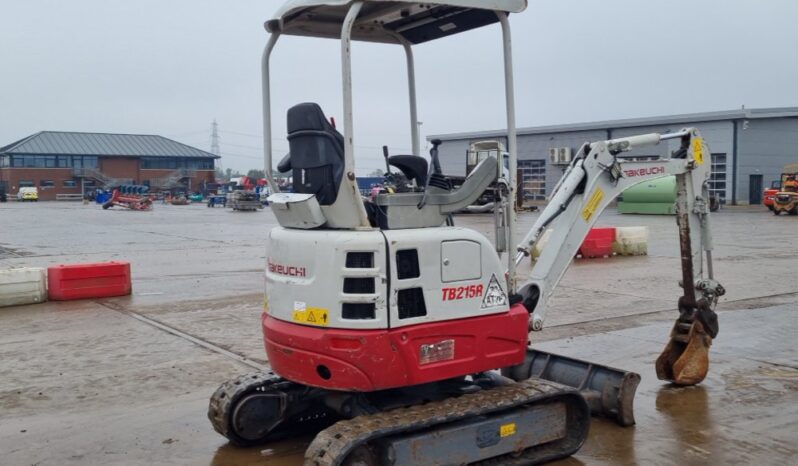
[[0, 203, 796, 465]]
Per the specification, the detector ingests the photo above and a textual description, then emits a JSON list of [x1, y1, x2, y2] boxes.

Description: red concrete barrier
[[47, 261, 132, 301], [579, 227, 616, 258]]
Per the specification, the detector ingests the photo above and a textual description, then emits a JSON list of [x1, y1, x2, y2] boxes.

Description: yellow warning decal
[[500, 423, 516, 438], [292, 308, 330, 326], [692, 137, 704, 165], [581, 187, 605, 222]]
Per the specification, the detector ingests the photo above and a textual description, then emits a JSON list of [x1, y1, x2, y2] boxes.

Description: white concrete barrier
[[0, 267, 47, 307], [613, 226, 649, 256]]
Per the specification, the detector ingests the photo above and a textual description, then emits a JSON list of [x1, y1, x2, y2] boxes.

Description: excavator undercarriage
[[209, 347, 641, 466]]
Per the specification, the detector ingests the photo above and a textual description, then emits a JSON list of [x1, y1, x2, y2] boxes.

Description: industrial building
[[0, 131, 219, 201], [430, 107, 798, 205]]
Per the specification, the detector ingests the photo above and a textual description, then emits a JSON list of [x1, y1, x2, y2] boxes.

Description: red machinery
[[101, 189, 153, 211]]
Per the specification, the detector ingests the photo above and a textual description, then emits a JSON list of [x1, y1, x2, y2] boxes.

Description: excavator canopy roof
[[267, 0, 528, 44]]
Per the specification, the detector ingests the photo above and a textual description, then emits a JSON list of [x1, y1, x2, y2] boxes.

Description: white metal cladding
[[383, 227, 507, 329], [436, 121, 739, 202], [266, 228, 388, 330], [440, 240, 482, 282]]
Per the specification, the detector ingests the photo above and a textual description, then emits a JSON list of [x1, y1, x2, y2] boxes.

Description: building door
[[517, 160, 547, 201], [749, 174, 763, 205], [709, 153, 727, 204]]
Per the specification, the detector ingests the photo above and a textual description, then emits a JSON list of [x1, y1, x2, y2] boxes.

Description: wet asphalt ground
[[0, 201, 796, 465]]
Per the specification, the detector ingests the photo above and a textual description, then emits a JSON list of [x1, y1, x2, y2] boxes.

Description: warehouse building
[[0, 131, 219, 201], [429, 107, 798, 205]]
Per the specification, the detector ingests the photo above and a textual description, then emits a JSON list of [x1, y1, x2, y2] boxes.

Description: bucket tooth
[[656, 319, 712, 386]]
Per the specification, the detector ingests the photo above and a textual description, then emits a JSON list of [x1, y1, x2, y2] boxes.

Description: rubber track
[[207, 371, 283, 441], [304, 378, 585, 466]]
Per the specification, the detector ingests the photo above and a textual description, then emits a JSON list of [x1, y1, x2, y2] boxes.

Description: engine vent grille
[[343, 277, 375, 294], [396, 249, 420, 279], [398, 287, 427, 319], [342, 303, 376, 320], [346, 252, 374, 268]]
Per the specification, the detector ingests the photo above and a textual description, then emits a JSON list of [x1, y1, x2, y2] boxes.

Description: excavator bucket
[[656, 317, 712, 386]]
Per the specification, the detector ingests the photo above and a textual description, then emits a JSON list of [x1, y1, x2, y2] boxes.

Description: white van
[[17, 187, 39, 202]]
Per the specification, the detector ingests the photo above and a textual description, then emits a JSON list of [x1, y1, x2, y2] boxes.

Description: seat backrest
[[388, 154, 428, 185], [284, 103, 344, 205]]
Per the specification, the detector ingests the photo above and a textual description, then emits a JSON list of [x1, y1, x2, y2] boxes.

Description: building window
[[0, 155, 8, 167], [19, 180, 34, 187], [63, 179, 78, 188], [141, 157, 213, 170], [186, 158, 214, 170], [57, 156, 71, 168], [518, 160, 547, 201], [710, 153, 727, 204], [142, 157, 177, 169], [40, 180, 55, 187]]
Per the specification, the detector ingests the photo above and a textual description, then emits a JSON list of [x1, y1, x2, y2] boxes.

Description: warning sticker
[[481, 274, 508, 309], [500, 423, 517, 437], [292, 302, 330, 327], [581, 187, 604, 222], [692, 137, 704, 165]]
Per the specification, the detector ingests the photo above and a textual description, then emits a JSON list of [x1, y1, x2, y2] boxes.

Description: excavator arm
[[513, 128, 725, 385]]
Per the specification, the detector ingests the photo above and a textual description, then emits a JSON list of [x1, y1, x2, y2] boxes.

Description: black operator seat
[[277, 103, 344, 205], [388, 154, 428, 186]]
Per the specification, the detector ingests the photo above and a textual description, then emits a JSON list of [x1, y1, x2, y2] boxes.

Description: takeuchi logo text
[[268, 261, 307, 277], [624, 166, 665, 177]]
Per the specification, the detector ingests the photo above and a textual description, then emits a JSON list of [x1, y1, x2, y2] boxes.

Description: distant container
[[613, 226, 649, 256], [0, 267, 47, 308], [618, 176, 677, 215], [579, 227, 616, 258]]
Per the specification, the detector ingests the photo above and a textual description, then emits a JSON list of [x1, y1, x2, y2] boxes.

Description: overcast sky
[[1, 0, 796, 174]]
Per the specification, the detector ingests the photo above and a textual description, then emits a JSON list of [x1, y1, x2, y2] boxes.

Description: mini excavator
[[209, 1, 724, 465]]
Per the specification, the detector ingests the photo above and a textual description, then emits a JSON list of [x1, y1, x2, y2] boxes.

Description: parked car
[[17, 187, 39, 202]]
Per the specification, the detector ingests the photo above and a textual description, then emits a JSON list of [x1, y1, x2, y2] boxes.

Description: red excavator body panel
[[262, 304, 530, 392]]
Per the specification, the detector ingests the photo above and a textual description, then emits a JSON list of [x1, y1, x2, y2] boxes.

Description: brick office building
[[0, 131, 219, 201]]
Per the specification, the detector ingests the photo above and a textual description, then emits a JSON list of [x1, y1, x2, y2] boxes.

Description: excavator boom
[[512, 128, 724, 385]]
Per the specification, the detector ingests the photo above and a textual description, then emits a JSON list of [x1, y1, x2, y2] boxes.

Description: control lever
[[382, 145, 392, 177], [430, 139, 443, 174]]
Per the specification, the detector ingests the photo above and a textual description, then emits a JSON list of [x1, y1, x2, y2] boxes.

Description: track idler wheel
[[208, 373, 289, 446]]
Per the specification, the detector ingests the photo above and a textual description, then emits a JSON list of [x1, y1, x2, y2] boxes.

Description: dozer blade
[[502, 349, 641, 427], [656, 318, 712, 386]]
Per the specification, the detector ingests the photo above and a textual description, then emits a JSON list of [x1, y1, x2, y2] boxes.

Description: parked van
[[17, 187, 39, 202]]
